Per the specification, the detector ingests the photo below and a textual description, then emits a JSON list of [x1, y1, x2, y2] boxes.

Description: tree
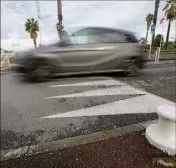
[[56, 23, 68, 36], [163, 0, 176, 49], [145, 14, 154, 42], [152, 0, 160, 46], [25, 18, 39, 48], [57, 0, 63, 39], [62, 30, 68, 36], [153, 34, 164, 48], [139, 37, 147, 44]]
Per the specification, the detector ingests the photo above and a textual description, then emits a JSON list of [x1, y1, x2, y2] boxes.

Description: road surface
[[1, 63, 175, 151]]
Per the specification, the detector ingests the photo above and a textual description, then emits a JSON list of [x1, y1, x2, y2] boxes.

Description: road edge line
[[1, 120, 157, 162]]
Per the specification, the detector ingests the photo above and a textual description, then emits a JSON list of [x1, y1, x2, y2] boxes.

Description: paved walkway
[[1, 132, 175, 168]]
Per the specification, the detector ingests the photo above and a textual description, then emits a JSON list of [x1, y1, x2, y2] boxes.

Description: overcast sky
[[1, 0, 176, 51]]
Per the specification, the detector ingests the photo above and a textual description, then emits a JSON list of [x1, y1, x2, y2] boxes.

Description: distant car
[[15, 27, 145, 82]]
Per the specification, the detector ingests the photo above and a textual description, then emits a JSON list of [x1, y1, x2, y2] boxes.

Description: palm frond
[[24, 18, 39, 39], [163, 3, 169, 11], [31, 18, 35, 22], [145, 13, 154, 29], [163, 0, 176, 21]]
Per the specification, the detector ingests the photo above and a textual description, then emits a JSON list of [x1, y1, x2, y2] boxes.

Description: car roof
[[74, 26, 135, 35]]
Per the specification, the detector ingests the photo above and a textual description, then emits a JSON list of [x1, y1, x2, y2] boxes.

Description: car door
[[57, 28, 117, 73], [68, 28, 128, 71], [56, 28, 126, 73], [84, 30, 127, 71]]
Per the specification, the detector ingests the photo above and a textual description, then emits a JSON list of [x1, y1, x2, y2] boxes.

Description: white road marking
[[42, 94, 175, 118], [42, 78, 176, 119], [45, 85, 145, 99], [49, 79, 122, 88]]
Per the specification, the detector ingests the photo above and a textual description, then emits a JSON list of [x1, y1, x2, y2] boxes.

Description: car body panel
[[15, 27, 145, 75], [27, 44, 141, 73]]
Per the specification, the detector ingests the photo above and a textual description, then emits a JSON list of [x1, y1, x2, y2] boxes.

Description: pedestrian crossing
[[42, 78, 175, 119]]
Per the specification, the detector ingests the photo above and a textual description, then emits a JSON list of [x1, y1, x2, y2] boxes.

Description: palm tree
[[163, 0, 176, 49], [145, 14, 154, 42], [25, 18, 39, 48], [56, 23, 68, 36], [62, 29, 68, 35], [154, 34, 164, 48], [152, 0, 160, 46], [57, 0, 63, 39], [139, 37, 147, 44]]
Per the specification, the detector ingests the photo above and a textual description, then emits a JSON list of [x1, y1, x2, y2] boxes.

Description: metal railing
[[1, 52, 11, 72]]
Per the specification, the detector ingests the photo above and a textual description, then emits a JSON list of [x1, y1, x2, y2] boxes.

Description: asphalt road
[[116, 64, 176, 102], [1, 63, 175, 151]]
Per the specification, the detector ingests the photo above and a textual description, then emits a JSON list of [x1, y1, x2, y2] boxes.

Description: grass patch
[[9, 57, 16, 63], [0, 57, 16, 63]]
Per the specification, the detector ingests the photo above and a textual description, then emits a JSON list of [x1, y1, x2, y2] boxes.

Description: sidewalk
[[0, 61, 10, 75], [1, 132, 175, 168], [144, 52, 176, 61], [146, 60, 176, 68]]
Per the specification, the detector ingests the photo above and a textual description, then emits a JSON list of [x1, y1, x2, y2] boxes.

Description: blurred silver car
[[16, 27, 145, 82]]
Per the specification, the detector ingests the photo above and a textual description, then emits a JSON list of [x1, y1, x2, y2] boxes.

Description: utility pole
[[36, 0, 43, 46]]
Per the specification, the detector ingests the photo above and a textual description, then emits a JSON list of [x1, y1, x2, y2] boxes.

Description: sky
[[1, 0, 176, 51]]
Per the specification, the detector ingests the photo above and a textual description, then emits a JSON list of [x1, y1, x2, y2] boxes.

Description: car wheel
[[28, 63, 53, 82], [124, 60, 140, 77]]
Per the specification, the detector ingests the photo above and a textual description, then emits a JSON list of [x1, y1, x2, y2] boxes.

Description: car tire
[[28, 62, 53, 82], [124, 59, 140, 77]]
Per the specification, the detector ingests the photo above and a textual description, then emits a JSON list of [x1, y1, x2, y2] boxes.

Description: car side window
[[74, 28, 107, 36], [87, 30, 126, 43], [102, 31, 126, 43], [74, 28, 113, 44], [63, 28, 138, 45]]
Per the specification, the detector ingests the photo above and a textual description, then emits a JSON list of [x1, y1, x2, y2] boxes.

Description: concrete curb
[[1, 120, 157, 162], [146, 60, 176, 65], [145, 60, 176, 68], [146, 60, 176, 64], [146, 59, 176, 62]]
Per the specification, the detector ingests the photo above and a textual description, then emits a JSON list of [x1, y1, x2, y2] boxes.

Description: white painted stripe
[[43, 78, 175, 119], [45, 85, 146, 99], [49, 79, 122, 88], [42, 94, 175, 118]]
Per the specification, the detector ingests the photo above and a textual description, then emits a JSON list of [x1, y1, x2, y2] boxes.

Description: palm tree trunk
[[152, 0, 160, 48], [165, 19, 171, 49], [145, 28, 149, 42], [57, 29, 60, 38], [33, 39, 37, 48], [57, 0, 63, 40]]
